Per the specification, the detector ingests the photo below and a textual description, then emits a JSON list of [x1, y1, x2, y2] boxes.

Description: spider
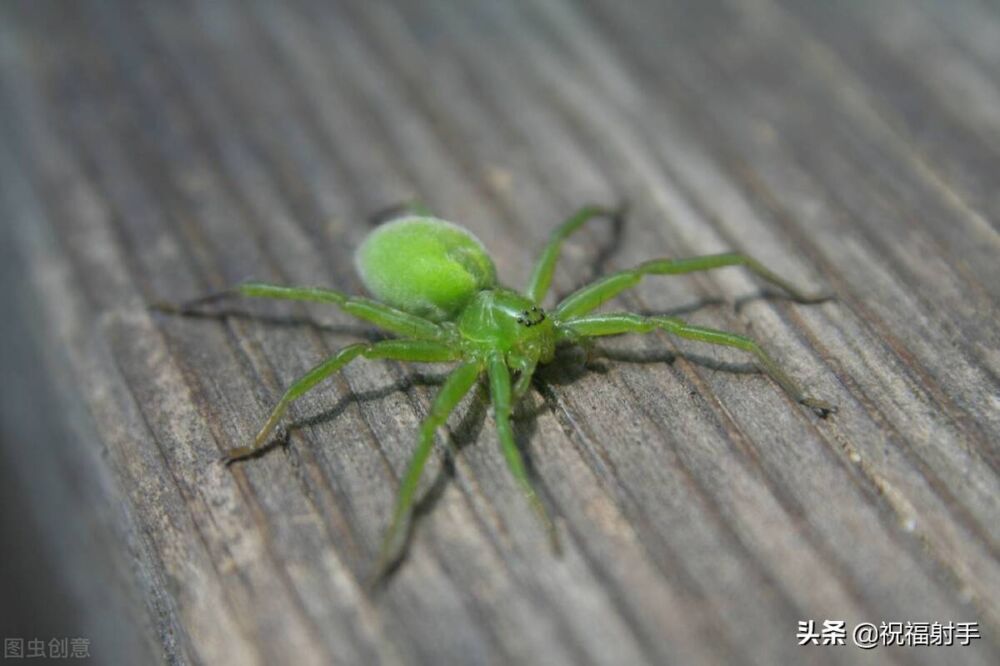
[[160, 205, 835, 578]]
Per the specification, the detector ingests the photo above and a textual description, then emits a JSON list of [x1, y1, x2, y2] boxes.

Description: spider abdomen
[[355, 216, 498, 322]]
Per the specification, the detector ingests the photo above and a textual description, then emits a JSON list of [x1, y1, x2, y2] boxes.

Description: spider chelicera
[[159, 205, 835, 577]]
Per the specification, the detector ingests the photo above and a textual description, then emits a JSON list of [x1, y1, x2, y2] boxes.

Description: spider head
[[456, 288, 555, 362]]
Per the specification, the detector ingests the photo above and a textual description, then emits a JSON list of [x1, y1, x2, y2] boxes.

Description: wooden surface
[[1, 1, 998, 664]]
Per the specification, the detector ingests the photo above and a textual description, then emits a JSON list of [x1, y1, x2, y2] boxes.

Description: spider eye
[[515, 307, 547, 328]]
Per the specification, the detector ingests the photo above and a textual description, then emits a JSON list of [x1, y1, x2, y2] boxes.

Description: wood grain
[[1, 1, 997, 664]]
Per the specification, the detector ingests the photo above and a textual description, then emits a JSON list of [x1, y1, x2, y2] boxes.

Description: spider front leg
[[487, 352, 561, 553], [375, 361, 483, 580], [559, 313, 836, 417], [154, 281, 446, 341], [555, 253, 832, 319], [524, 204, 623, 304], [223, 339, 461, 463]]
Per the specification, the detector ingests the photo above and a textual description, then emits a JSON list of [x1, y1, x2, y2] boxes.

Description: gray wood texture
[[1, 1, 998, 664]]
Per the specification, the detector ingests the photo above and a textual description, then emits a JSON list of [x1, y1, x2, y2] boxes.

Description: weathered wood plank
[[1, 1, 997, 664]]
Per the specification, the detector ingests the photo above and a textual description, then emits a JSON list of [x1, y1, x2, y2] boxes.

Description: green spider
[[163, 205, 835, 577]]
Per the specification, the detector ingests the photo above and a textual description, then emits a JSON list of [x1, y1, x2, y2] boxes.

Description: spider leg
[[375, 361, 483, 579], [509, 355, 538, 402], [559, 313, 836, 417], [154, 281, 446, 342], [223, 339, 461, 463], [487, 352, 561, 553], [554, 253, 832, 319], [524, 205, 622, 304]]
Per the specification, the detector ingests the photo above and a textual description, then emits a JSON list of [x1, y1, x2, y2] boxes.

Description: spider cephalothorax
[[162, 205, 835, 579]]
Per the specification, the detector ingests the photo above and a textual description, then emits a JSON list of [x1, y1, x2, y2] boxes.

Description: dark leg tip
[[148, 300, 182, 314], [219, 447, 253, 465], [802, 398, 837, 418], [607, 200, 629, 223], [799, 291, 837, 305], [151, 290, 239, 316]]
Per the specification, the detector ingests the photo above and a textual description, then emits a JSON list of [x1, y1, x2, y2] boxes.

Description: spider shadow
[[365, 199, 627, 281], [540, 345, 762, 383], [150, 303, 383, 340], [373, 378, 565, 589], [171, 276, 775, 581], [733, 289, 831, 313], [551, 204, 627, 302], [375, 308, 762, 586], [531, 296, 780, 422], [366, 200, 432, 226], [227, 365, 479, 587], [534, 298, 746, 383], [233, 315, 765, 584], [221, 371, 451, 465]]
